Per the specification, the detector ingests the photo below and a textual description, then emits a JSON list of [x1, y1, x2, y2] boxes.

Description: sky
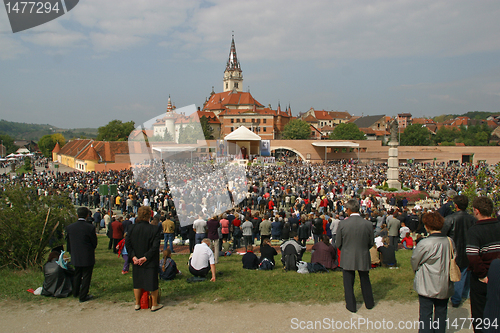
[[1, 0, 500, 129]]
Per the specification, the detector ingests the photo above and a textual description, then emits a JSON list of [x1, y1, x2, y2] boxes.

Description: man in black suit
[[66, 207, 98, 302], [336, 199, 375, 313]]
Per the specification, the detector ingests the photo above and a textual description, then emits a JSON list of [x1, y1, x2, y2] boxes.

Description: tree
[[149, 130, 174, 142], [433, 127, 460, 145], [38, 133, 66, 157], [200, 116, 214, 140], [96, 120, 135, 141], [0, 134, 17, 156], [0, 186, 75, 269], [329, 123, 366, 140], [282, 119, 311, 139], [178, 124, 204, 144], [399, 124, 431, 146]]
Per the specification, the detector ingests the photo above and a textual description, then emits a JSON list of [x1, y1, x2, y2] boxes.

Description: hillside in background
[[433, 111, 500, 123], [0, 119, 97, 141]]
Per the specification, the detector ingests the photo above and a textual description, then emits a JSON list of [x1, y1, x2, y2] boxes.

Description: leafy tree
[[178, 124, 204, 144], [457, 124, 491, 146], [38, 133, 66, 157], [400, 124, 431, 146], [0, 134, 18, 156], [96, 120, 135, 141], [282, 119, 312, 139], [200, 116, 214, 140], [149, 130, 174, 142], [329, 123, 366, 140], [0, 186, 75, 269], [433, 127, 460, 145]]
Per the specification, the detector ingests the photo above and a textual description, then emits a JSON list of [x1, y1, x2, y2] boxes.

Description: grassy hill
[[0, 119, 97, 141], [433, 111, 500, 122]]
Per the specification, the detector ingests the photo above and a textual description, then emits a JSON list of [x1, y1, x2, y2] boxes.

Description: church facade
[[151, 35, 292, 142]]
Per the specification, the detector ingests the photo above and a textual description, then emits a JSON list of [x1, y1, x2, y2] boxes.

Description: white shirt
[[193, 218, 207, 234], [190, 243, 215, 270]]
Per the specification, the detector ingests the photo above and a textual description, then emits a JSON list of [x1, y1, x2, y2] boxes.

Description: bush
[[387, 188, 398, 192], [0, 186, 76, 269]]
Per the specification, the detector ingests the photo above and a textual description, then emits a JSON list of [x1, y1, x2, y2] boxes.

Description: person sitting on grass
[[189, 238, 216, 282], [378, 237, 398, 268], [259, 238, 278, 270], [221, 239, 232, 257], [280, 231, 306, 271], [159, 249, 179, 281], [242, 244, 259, 270], [401, 232, 414, 249], [311, 235, 338, 270]]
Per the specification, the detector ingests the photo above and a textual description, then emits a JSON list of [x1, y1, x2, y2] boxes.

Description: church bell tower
[[223, 34, 243, 92]]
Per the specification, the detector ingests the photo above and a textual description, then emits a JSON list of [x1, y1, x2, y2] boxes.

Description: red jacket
[[112, 221, 124, 240]]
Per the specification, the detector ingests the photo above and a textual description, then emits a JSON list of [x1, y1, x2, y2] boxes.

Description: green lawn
[[0, 235, 419, 305]]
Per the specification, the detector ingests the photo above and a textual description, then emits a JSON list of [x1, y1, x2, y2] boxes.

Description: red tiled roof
[[328, 111, 351, 119], [303, 114, 318, 123], [314, 110, 333, 120], [191, 111, 221, 124], [58, 139, 92, 157], [413, 118, 435, 125], [60, 139, 129, 163], [52, 142, 61, 153], [203, 91, 263, 111], [77, 145, 99, 161]]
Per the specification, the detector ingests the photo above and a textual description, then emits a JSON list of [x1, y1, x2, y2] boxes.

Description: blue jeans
[[451, 267, 470, 305], [195, 233, 205, 245], [164, 233, 175, 252]]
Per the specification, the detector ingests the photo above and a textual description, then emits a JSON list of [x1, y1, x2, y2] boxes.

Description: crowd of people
[[5, 158, 500, 331]]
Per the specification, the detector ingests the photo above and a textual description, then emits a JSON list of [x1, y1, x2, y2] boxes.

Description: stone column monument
[[387, 119, 401, 190]]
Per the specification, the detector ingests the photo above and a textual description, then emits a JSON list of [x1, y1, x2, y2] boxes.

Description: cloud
[[429, 94, 466, 105], [4, 0, 500, 60]]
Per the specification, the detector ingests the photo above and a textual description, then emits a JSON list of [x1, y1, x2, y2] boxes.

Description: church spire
[[226, 33, 241, 72], [223, 33, 243, 92]]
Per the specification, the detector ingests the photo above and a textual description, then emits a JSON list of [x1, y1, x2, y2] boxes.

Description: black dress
[[125, 220, 161, 291]]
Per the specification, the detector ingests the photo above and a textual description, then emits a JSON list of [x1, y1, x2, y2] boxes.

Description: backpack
[[233, 226, 242, 238], [259, 258, 274, 270], [282, 243, 298, 272], [307, 262, 328, 273], [100, 218, 105, 228], [297, 261, 309, 274]]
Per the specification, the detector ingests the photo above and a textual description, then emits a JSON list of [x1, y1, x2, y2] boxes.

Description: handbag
[[447, 237, 461, 282]]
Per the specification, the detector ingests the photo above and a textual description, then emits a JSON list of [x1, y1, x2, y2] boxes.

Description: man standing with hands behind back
[[336, 199, 375, 313], [66, 207, 97, 302]]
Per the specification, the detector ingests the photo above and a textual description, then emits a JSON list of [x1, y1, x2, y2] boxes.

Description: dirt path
[[1, 299, 473, 332]]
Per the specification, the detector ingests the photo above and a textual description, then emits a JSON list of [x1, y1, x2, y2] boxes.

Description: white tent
[[224, 126, 262, 141]]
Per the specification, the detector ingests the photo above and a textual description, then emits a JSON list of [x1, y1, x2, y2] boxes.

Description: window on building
[[263, 127, 266, 132], [242, 118, 245, 123], [263, 119, 267, 123], [236, 119, 240, 123], [231, 127, 234, 132], [231, 118, 234, 123], [234, 83, 238, 88], [200, 148, 206, 152], [226, 83, 228, 89], [306, 154, 311, 160]]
